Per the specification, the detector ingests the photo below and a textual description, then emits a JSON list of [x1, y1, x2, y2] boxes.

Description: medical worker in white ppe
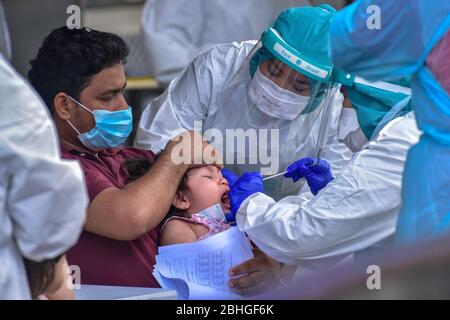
[[0, 49, 88, 298], [141, 0, 310, 86], [329, 0, 450, 244], [235, 106, 421, 266], [136, 5, 353, 201], [227, 51, 421, 265]]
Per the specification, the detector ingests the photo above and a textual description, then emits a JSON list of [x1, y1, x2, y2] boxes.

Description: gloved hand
[[221, 168, 239, 188], [226, 172, 264, 223], [284, 157, 334, 195]]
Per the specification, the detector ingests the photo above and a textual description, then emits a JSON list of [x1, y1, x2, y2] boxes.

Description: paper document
[[153, 227, 254, 299]]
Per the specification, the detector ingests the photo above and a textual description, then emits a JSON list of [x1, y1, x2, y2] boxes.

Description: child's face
[[173, 165, 230, 215]]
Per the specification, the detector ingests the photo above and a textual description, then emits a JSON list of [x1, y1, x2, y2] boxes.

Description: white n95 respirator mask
[[248, 67, 310, 120]]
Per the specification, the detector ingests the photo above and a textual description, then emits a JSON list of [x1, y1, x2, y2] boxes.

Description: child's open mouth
[[221, 191, 231, 212]]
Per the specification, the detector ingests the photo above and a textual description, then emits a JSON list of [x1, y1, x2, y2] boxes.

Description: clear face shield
[[220, 33, 343, 163], [226, 40, 334, 111], [212, 34, 347, 199]]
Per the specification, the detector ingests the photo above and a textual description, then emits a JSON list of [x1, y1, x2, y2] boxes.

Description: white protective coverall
[[135, 41, 352, 200], [237, 111, 420, 265], [0, 54, 88, 299], [141, 0, 310, 85]]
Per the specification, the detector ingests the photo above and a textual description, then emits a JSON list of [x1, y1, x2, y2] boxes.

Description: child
[[159, 165, 232, 246], [24, 255, 75, 300], [125, 159, 296, 292], [125, 159, 233, 244]]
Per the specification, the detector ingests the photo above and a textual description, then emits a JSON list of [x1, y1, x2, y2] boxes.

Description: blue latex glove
[[226, 172, 264, 223], [221, 168, 239, 188], [284, 157, 334, 195]]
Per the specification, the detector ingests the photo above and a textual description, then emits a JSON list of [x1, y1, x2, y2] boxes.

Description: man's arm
[[86, 143, 187, 241], [86, 132, 221, 241]]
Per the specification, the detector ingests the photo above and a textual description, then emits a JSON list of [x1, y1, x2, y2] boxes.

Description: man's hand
[[165, 130, 223, 169], [227, 247, 282, 296]]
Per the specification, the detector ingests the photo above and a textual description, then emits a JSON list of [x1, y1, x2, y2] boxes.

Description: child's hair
[[124, 158, 154, 183], [124, 158, 190, 225], [23, 255, 63, 299]]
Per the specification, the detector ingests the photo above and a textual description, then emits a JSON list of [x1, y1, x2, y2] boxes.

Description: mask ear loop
[[66, 119, 82, 135], [66, 95, 93, 135], [67, 95, 94, 114]]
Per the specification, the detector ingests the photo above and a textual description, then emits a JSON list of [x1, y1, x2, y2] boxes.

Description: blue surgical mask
[[66, 96, 133, 151]]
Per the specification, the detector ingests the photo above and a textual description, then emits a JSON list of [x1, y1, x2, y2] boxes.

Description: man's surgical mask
[[248, 67, 310, 120], [66, 96, 133, 151]]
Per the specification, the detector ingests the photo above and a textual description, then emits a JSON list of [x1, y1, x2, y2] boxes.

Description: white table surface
[[75, 284, 177, 300]]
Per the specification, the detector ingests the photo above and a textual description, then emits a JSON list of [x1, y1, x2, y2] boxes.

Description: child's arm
[[160, 219, 198, 246]]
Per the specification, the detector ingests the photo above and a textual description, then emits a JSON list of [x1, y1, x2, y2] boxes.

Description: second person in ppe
[[338, 78, 412, 152], [235, 109, 421, 266], [228, 81, 420, 266], [329, 0, 450, 243], [135, 5, 352, 200]]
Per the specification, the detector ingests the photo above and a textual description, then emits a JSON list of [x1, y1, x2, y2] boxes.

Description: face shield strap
[[331, 67, 354, 86], [261, 27, 332, 83], [353, 77, 412, 95]]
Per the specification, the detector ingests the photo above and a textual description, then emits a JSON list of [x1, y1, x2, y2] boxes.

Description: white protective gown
[[135, 41, 353, 200], [338, 107, 369, 153], [0, 55, 88, 299], [237, 111, 421, 265], [141, 0, 310, 85]]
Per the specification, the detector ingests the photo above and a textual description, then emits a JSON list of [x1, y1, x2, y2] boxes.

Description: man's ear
[[53, 93, 75, 120], [172, 190, 190, 210]]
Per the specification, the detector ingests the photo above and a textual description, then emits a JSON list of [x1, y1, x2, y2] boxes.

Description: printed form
[[153, 227, 254, 299]]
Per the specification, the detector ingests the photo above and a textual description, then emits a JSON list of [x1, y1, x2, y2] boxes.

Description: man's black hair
[[28, 26, 129, 114]]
